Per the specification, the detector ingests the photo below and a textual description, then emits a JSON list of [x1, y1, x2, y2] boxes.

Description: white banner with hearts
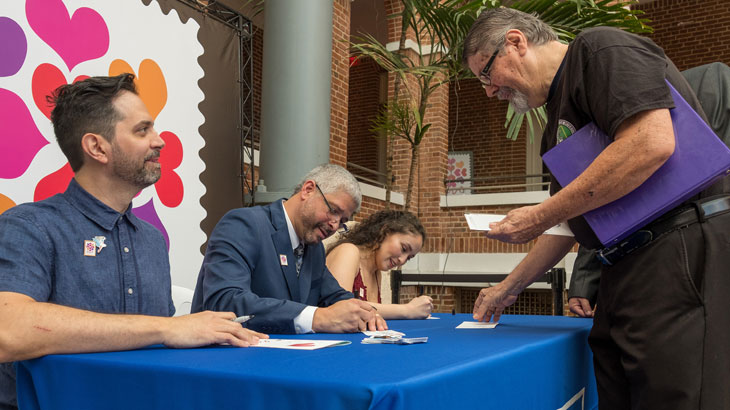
[[0, 0, 206, 290]]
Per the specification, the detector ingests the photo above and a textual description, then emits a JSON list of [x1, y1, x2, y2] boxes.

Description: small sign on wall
[[447, 151, 473, 195]]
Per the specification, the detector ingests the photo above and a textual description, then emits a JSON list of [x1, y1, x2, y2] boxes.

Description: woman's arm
[[325, 243, 361, 292], [367, 295, 433, 320]]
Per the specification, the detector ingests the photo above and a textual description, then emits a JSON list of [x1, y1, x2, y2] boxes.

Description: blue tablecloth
[[17, 314, 597, 410]]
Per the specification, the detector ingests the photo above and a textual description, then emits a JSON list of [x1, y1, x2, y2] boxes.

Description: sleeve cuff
[[293, 305, 317, 334]]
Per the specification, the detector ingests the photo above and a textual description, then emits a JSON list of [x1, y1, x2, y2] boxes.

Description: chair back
[[171, 285, 195, 316]]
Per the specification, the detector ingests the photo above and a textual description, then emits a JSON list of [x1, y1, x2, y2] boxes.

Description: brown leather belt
[[596, 195, 730, 266]]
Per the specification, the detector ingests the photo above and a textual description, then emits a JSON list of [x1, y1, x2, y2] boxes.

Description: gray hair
[[294, 163, 362, 213], [462, 8, 558, 67]]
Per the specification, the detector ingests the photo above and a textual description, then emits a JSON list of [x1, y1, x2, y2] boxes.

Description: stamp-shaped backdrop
[[0, 0, 206, 289]]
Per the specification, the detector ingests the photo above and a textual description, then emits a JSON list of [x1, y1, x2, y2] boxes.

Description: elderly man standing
[[0, 74, 266, 410], [192, 164, 384, 334], [462, 9, 729, 410]]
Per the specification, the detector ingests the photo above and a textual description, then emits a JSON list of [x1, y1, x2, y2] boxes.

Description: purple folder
[[542, 81, 730, 247]]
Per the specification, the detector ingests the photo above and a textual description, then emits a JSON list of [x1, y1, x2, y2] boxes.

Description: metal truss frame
[[175, 0, 256, 206]]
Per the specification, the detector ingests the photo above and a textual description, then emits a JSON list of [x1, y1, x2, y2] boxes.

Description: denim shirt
[[0, 179, 173, 409]]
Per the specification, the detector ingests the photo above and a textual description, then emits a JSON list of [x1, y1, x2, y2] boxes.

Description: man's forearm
[[0, 293, 169, 362], [502, 235, 576, 295]]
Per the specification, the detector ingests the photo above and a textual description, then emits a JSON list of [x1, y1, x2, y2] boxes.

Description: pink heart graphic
[[32, 63, 89, 120], [0, 88, 50, 179], [26, 0, 109, 71]]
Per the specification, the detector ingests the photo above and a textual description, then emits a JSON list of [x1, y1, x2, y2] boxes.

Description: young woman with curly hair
[[326, 210, 433, 319]]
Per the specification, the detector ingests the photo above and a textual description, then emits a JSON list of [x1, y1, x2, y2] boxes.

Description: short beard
[[111, 145, 161, 189], [508, 88, 531, 114], [497, 86, 531, 114], [299, 201, 334, 245]]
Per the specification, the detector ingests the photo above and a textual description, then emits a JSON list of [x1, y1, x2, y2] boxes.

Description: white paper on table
[[426, 316, 440, 319], [362, 330, 405, 338], [361, 336, 428, 345], [252, 339, 351, 350], [456, 321, 499, 329], [464, 213, 573, 237]]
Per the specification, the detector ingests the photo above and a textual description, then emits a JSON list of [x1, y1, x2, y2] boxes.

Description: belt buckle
[[699, 195, 730, 220], [596, 230, 654, 266], [597, 246, 618, 266]]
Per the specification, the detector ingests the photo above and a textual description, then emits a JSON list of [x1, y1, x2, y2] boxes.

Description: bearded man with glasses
[[463, 8, 730, 410], [192, 164, 386, 334]]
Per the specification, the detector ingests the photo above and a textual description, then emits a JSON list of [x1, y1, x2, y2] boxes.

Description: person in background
[[326, 210, 433, 319], [567, 246, 600, 318], [192, 164, 385, 334], [0, 74, 265, 410]]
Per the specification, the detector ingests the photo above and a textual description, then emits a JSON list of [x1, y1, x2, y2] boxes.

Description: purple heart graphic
[[0, 88, 50, 179], [0, 17, 27, 77], [132, 198, 170, 251], [25, 0, 109, 71]]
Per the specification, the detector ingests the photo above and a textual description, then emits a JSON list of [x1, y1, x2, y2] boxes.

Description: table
[[17, 314, 597, 410]]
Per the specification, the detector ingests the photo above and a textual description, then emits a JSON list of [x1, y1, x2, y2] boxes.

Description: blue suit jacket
[[191, 200, 352, 333]]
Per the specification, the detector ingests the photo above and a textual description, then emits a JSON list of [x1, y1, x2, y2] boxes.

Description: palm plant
[[351, 0, 651, 209], [352, 0, 480, 209]]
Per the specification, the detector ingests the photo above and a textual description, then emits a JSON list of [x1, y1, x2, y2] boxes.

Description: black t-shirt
[[540, 27, 708, 249]]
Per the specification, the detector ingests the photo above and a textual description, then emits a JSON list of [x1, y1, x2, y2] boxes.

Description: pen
[[232, 315, 254, 323]]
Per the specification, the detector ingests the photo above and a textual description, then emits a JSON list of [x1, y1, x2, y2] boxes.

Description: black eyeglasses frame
[[314, 182, 349, 233], [478, 46, 501, 88]]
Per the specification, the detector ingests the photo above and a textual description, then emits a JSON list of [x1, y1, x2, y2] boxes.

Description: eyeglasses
[[314, 182, 349, 233], [478, 46, 501, 89]]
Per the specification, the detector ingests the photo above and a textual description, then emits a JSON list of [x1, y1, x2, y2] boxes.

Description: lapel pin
[[279, 254, 288, 266], [84, 240, 96, 257], [92, 236, 107, 254]]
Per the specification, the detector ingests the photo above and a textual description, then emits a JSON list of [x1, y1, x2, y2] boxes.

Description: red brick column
[[330, 0, 351, 166]]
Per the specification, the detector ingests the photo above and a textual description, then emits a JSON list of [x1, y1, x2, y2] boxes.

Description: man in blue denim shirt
[[0, 74, 266, 410]]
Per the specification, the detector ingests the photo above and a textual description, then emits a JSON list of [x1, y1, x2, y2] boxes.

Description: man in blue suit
[[192, 164, 384, 334]]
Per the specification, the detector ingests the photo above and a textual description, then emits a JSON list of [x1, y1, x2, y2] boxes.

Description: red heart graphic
[[32, 63, 88, 119], [34, 162, 73, 202], [155, 131, 184, 208]]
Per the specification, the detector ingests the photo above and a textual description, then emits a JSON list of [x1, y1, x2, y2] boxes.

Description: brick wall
[[399, 285, 455, 313], [448, 79, 528, 191], [634, 0, 730, 70], [347, 57, 383, 174], [357, 195, 405, 222], [384, 0, 418, 44], [330, 0, 351, 167]]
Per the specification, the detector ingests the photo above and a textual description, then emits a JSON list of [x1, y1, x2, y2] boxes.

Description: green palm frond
[[510, 0, 652, 43], [504, 105, 548, 142]]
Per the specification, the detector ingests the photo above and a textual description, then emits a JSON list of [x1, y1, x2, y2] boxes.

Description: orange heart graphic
[[109, 59, 167, 119], [0, 193, 17, 215]]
